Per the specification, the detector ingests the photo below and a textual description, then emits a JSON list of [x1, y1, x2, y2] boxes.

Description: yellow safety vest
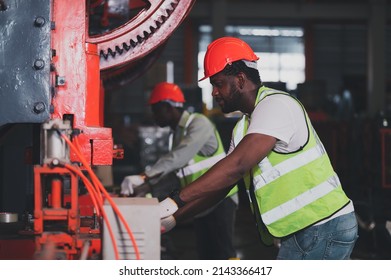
[[233, 86, 349, 241], [176, 113, 238, 197]]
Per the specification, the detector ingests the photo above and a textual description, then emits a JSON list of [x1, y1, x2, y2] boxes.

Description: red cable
[[62, 134, 141, 260], [64, 163, 120, 260], [73, 137, 141, 260], [64, 164, 101, 216]]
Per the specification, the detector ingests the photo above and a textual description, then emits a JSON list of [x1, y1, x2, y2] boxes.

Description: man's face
[[210, 73, 241, 113], [151, 102, 172, 127]]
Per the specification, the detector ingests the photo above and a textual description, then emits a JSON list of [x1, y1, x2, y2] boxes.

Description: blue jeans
[[277, 212, 358, 260]]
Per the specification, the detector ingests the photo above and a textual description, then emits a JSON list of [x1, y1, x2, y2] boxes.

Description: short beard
[[221, 83, 242, 114]]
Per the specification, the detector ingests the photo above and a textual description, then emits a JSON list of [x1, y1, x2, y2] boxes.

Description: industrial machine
[[0, 0, 195, 260]]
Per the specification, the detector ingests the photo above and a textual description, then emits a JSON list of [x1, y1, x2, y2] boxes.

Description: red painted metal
[[74, 194, 95, 217], [113, 144, 125, 159], [34, 166, 79, 234], [51, 0, 113, 166], [51, 179, 62, 209], [85, 43, 103, 127], [33, 165, 101, 259]]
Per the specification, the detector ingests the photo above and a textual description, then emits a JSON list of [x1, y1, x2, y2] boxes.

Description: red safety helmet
[[148, 82, 185, 105], [199, 37, 259, 81]]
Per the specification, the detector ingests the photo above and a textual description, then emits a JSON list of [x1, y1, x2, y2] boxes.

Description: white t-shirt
[[247, 93, 308, 151], [227, 93, 308, 153]]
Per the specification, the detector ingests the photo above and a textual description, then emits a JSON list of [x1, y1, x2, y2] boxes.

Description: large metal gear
[[100, 43, 166, 91], [87, 0, 196, 71]]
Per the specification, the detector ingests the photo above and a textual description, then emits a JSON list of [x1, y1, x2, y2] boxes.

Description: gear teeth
[[123, 42, 130, 51], [100, 50, 109, 59], [165, 8, 173, 16], [130, 39, 137, 47], [155, 19, 162, 28], [170, 1, 178, 9], [136, 35, 144, 44], [100, 0, 183, 61], [100, 48, 115, 59], [108, 48, 116, 58], [160, 14, 167, 23], [149, 19, 160, 32], [115, 46, 124, 55]]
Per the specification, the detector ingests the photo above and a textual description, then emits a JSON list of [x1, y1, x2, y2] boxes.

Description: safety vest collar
[[255, 86, 288, 105]]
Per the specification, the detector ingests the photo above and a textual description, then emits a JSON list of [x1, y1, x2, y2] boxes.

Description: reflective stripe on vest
[[261, 173, 341, 225], [176, 153, 225, 179], [253, 143, 326, 191]]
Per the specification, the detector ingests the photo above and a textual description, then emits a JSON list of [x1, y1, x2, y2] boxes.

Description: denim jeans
[[277, 212, 358, 260]]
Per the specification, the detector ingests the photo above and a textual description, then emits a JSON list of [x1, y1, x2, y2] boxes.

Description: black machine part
[[0, 0, 51, 126]]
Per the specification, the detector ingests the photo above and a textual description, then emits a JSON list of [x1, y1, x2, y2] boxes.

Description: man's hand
[[159, 197, 178, 218], [161, 215, 176, 233], [120, 175, 145, 196]]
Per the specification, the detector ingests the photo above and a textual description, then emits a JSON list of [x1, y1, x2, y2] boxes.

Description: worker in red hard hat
[[159, 37, 358, 260], [121, 81, 239, 260], [148, 82, 186, 128]]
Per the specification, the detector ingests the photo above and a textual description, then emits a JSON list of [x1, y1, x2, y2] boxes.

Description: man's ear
[[237, 72, 246, 89]]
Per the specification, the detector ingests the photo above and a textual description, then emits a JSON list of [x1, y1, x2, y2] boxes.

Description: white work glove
[[159, 197, 178, 218], [161, 215, 176, 233], [120, 175, 145, 196]]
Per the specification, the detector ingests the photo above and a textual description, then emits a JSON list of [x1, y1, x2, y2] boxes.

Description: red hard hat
[[148, 82, 185, 105], [199, 37, 259, 81]]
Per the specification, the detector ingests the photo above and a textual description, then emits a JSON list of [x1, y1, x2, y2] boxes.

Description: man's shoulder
[[185, 113, 216, 137], [259, 93, 301, 111]]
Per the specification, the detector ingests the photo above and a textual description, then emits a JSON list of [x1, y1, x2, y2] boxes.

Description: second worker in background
[[121, 82, 239, 260]]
